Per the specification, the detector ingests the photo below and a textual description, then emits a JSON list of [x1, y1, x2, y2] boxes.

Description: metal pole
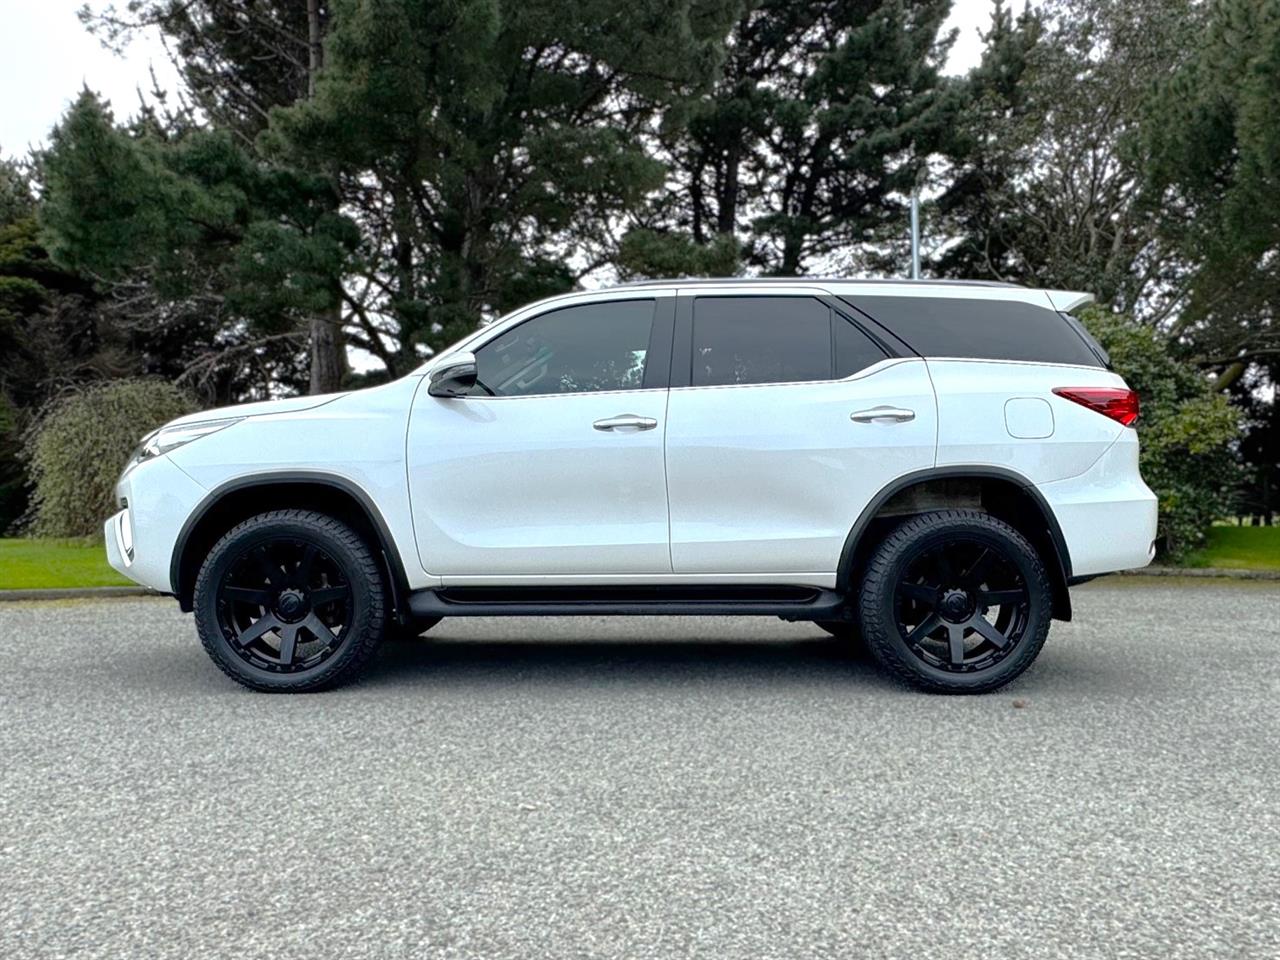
[[910, 192, 920, 280]]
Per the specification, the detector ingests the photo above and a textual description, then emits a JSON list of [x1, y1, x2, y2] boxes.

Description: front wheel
[[193, 510, 387, 692], [858, 510, 1052, 694]]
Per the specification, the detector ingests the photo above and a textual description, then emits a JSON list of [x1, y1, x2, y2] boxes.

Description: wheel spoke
[[904, 612, 942, 647], [223, 586, 271, 605], [302, 613, 338, 648], [295, 544, 318, 585], [236, 614, 279, 648], [947, 625, 967, 665], [981, 588, 1026, 607], [898, 581, 938, 606], [971, 616, 1010, 650], [934, 549, 956, 584], [255, 548, 282, 588], [310, 585, 350, 606], [962, 548, 994, 586], [277, 624, 298, 665]]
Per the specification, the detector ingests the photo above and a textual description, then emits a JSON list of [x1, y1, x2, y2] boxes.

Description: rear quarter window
[[845, 296, 1104, 367]]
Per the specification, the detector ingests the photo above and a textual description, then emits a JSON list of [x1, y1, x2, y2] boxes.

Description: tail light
[[1052, 387, 1140, 426]]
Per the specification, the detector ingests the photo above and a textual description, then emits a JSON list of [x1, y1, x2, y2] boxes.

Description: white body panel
[[406, 385, 671, 577], [664, 359, 936, 575], [104, 279, 1157, 601], [1039, 431, 1158, 576], [928, 359, 1128, 484]]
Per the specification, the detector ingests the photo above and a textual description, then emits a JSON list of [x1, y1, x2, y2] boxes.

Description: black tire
[[193, 510, 387, 692], [858, 509, 1052, 694], [388, 616, 442, 641]]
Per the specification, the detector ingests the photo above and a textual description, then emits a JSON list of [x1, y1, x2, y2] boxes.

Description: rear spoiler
[[1044, 290, 1095, 312]]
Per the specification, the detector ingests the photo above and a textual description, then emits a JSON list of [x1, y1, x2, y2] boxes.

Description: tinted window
[[835, 316, 887, 377], [474, 299, 655, 396], [692, 296, 831, 386], [848, 296, 1103, 367]]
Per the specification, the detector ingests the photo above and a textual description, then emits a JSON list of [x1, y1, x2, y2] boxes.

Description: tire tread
[[193, 509, 386, 693], [858, 509, 1052, 694]]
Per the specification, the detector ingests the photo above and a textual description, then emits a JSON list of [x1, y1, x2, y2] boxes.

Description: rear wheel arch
[[837, 467, 1074, 621], [171, 473, 410, 621]]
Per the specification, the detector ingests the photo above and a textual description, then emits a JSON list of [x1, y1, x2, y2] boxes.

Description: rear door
[[407, 294, 675, 578], [663, 290, 937, 577]]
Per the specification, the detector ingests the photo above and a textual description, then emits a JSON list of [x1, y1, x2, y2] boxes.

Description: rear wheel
[[858, 510, 1051, 694], [193, 510, 387, 692]]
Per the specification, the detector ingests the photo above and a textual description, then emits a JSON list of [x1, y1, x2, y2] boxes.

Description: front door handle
[[851, 406, 916, 423], [593, 414, 658, 431]]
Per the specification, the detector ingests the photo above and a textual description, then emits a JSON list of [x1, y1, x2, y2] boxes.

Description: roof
[[611, 277, 1018, 289], [604, 277, 1093, 312]]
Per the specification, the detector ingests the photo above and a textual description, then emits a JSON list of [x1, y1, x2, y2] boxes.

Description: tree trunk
[[309, 304, 346, 394], [307, 0, 323, 97], [305, 0, 345, 394]]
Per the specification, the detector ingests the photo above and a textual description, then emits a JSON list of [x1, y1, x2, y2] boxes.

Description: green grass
[[1, 525, 1276, 590], [0, 538, 133, 589], [1182, 526, 1280, 571]]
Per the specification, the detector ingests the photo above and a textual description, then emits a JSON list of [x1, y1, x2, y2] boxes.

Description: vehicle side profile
[[105, 278, 1157, 693]]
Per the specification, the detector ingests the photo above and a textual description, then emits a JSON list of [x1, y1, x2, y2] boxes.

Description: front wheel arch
[[171, 474, 409, 622]]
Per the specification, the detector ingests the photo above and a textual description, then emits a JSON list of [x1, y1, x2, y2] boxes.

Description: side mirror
[[427, 352, 478, 398]]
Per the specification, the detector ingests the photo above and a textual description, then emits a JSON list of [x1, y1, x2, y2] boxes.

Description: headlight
[[123, 417, 243, 475]]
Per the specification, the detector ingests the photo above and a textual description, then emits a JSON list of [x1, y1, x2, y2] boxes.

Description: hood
[[165, 391, 348, 428]]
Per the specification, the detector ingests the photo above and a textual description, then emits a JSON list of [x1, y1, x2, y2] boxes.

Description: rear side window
[[691, 296, 886, 386], [846, 296, 1104, 367]]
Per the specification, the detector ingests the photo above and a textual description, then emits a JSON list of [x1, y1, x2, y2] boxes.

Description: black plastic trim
[[641, 296, 676, 389], [835, 466, 1075, 621], [169, 471, 411, 618], [408, 585, 844, 621], [823, 295, 918, 359]]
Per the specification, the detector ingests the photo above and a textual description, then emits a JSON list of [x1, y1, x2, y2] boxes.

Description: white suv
[[106, 279, 1157, 694]]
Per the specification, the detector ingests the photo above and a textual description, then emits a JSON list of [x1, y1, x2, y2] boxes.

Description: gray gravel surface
[[1, 577, 1278, 959]]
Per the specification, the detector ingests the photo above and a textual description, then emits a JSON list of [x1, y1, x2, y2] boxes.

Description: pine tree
[[1145, 0, 1280, 388], [262, 0, 742, 370], [620, 0, 954, 279]]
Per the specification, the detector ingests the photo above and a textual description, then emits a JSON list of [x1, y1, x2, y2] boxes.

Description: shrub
[[1078, 307, 1240, 560], [24, 379, 196, 538]]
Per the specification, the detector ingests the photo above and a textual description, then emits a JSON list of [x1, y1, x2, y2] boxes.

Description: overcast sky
[[1, 1, 1006, 162]]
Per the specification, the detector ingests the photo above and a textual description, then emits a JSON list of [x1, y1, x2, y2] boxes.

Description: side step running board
[[407, 586, 845, 621]]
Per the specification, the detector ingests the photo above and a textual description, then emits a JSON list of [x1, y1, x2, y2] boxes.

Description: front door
[[664, 291, 938, 576], [407, 295, 675, 578]]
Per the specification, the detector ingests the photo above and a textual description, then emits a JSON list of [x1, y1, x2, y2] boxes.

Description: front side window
[[473, 299, 655, 397]]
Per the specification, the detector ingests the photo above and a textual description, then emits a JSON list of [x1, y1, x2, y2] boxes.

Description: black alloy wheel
[[194, 510, 386, 692], [216, 538, 353, 673], [858, 510, 1052, 693]]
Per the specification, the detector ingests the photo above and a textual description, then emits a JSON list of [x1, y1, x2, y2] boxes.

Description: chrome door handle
[[593, 414, 658, 431], [851, 406, 915, 423]]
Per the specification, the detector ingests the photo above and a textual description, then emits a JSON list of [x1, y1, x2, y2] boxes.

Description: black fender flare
[[169, 471, 412, 619], [836, 465, 1074, 621]]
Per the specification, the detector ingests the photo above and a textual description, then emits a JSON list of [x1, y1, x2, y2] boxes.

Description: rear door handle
[[593, 414, 658, 431], [850, 406, 915, 423]]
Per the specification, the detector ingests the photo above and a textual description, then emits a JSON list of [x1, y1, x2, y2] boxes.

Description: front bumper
[[104, 456, 208, 593]]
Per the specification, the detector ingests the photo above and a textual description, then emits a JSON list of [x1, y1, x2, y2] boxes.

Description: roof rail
[[608, 276, 1021, 289]]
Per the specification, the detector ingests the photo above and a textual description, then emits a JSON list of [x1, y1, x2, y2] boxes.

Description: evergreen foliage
[[23, 380, 195, 538], [1078, 307, 1241, 558]]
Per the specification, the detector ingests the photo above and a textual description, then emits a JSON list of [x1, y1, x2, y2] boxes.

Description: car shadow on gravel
[[359, 635, 897, 691]]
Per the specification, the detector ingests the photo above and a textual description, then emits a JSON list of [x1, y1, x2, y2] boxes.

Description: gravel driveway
[[1, 577, 1277, 959]]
